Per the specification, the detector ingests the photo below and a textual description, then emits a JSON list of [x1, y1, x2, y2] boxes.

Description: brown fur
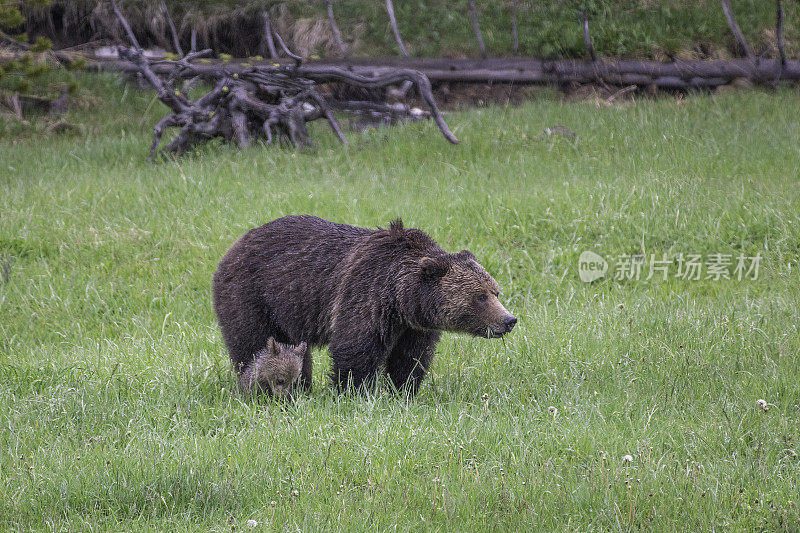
[[213, 215, 516, 394], [238, 337, 307, 399]]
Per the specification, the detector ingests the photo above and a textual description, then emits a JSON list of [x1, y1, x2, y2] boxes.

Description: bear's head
[[416, 249, 517, 338], [257, 337, 306, 399]]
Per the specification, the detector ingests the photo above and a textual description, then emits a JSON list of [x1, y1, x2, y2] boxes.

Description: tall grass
[[21, 0, 800, 59], [1, 76, 799, 530]]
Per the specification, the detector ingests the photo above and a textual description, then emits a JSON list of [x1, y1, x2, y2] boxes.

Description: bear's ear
[[296, 341, 307, 354], [456, 249, 476, 261], [389, 219, 404, 236], [267, 337, 279, 354], [419, 256, 449, 279]]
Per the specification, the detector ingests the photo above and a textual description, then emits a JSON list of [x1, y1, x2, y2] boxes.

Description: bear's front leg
[[329, 332, 389, 392], [385, 329, 441, 395]]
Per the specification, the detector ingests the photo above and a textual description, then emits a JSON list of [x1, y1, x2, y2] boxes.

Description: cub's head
[[416, 249, 516, 338], [256, 337, 306, 399]]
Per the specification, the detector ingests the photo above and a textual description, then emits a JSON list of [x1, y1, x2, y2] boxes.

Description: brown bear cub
[[238, 337, 308, 399], [213, 215, 516, 395]]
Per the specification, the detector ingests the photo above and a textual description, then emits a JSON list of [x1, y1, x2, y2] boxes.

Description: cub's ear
[[456, 249, 476, 261], [267, 337, 279, 354], [296, 341, 308, 354], [419, 256, 449, 279]]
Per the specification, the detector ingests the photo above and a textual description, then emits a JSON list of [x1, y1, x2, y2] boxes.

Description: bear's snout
[[488, 314, 516, 337]]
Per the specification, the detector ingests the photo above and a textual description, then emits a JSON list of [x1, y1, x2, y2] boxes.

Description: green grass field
[[1, 77, 799, 530]]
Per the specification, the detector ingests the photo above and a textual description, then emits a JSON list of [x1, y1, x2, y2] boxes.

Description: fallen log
[[99, 56, 800, 89]]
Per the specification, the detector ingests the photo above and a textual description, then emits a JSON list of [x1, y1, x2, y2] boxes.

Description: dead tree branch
[[298, 66, 459, 144], [327, 0, 348, 58], [273, 31, 303, 67], [467, 0, 488, 59], [262, 11, 278, 59], [110, 0, 141, 51], [160, 0, 183, 57], [776, 0, 786, 67], [111, 25, 458, 156], [581, 12, 597, 62], [511, 0, 519, 55], [385, 0, 409, 57], [0, 29, 31, 50], [720, 0, 754, 61]]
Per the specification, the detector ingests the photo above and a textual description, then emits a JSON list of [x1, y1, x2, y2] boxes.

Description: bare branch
[[385, 0, 409, 57], [0, 29, 30, 50], [467, 0, 488, 59], [190, 29, 197, 54], [511, 0, 519, 55], [298, 67, 459, 144], [274, 31, 303, 63], [181, 76, 202, 94], [605, 85, 637, 103], [160, 0, 184, 57], [149, 114, 183, 157], [387, 80, 413, 101], [327, 0, 348, 58], [306, 90, 348, 146], [581, 12, 597, 62], [262, 11, 278, 59], [720, 0, 754, 61], [117, 47, 189, 113], [110, 0, 141, 51], [9, 92, 25, 122], [776, 0, 786, 67]]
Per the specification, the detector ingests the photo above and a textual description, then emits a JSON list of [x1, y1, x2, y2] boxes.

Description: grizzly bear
[[213, 215, 516, 394], [238, 337, 307, 399]]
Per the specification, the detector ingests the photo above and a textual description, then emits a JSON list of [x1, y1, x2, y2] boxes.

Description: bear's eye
[[477, 293, 488, 303]]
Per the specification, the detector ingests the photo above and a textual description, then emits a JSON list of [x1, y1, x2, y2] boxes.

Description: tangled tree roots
[[117, 46, 458, 157]]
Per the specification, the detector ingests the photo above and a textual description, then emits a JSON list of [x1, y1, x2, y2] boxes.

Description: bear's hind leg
[[385, 330, 441, 395]]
